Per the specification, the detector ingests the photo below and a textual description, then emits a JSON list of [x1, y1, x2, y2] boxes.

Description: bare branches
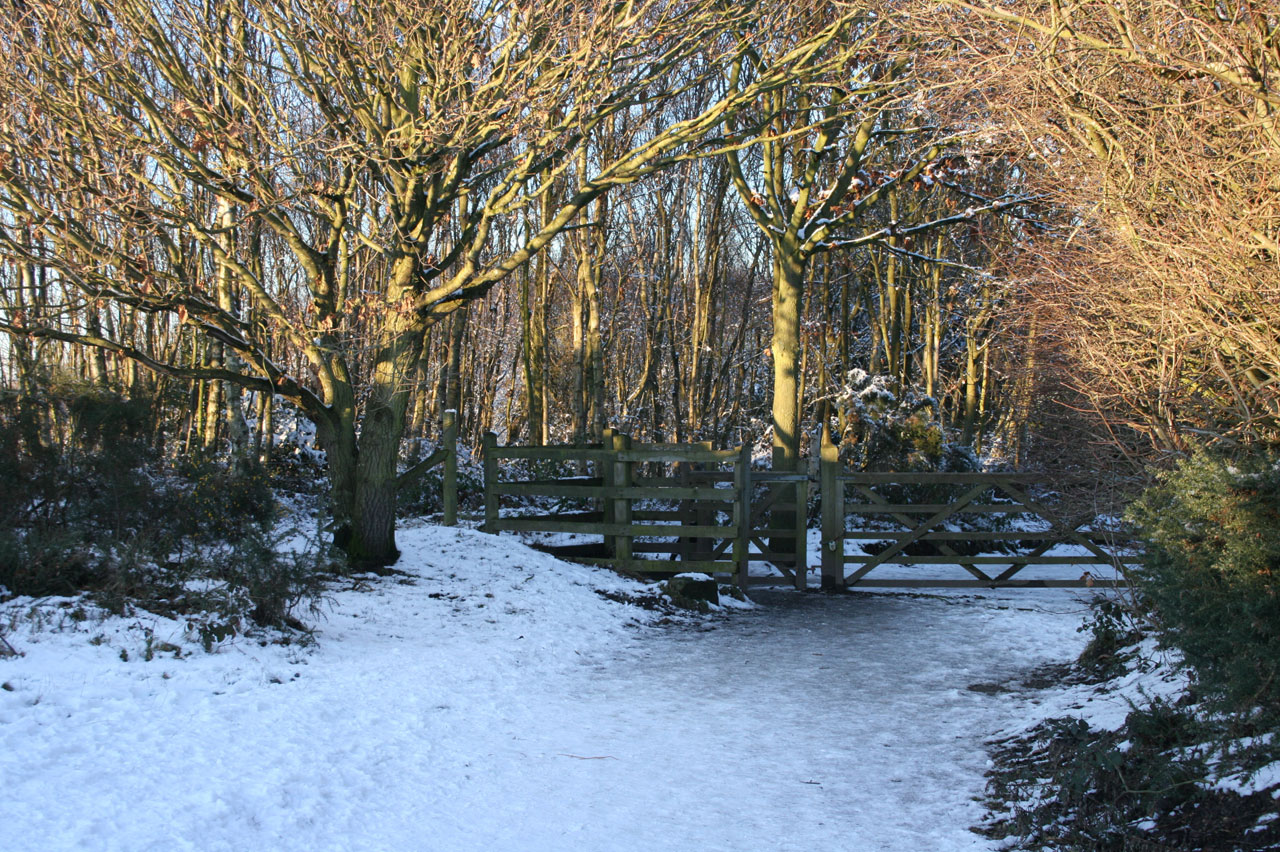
[[0, 0, 885, 560], [910, 0, 1280, 451]]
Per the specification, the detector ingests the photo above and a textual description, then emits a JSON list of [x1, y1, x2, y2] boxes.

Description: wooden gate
[[480, 429, 1137, 591], [818, 433, 1139, 589], [480, 432, 809, 589], [483, 431, 751, 585]]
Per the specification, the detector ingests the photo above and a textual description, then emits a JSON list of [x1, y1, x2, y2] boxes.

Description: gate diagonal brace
[[713, 482, 783, 559], [846, 482, 994, 584], [992, 481, 1122, 568], [847, 483, 992, 581], [711, 477, 804, 566], [747, 537, 799, 580]]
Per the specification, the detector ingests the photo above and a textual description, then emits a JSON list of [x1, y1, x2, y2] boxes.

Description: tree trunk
[[962, 332, 981, 445], [583, 202, 607, 444], [201, 343, 223, 452], [519, 260, 546, 445], [84, 305, 109, 386], [769, 242, 807, 567], [771, 246, 806, 468], [321, 254, 428, 570], [574, 222, 605, 443], [569, 273, 586, 443], [216, 197, 252, 471], [444, 304, 468, 417]]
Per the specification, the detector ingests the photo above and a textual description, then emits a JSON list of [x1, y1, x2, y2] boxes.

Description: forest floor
[[0, 522, 1184, 852]]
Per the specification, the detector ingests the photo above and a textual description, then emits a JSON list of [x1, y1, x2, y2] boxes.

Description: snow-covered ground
[[1, 523, 1111, 851]]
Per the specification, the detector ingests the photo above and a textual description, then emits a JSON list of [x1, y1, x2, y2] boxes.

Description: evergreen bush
[[1128, 448, 1280, 720], [0, 388, 331, 640], [174, 457, 276, 541], [396, 453, 484, 519]]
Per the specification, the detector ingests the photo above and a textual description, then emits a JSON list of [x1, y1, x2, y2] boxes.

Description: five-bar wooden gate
[[481, 431, 808, 589], [817, 430, 1137, 589]]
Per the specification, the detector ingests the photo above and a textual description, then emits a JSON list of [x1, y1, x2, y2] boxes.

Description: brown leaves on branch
[[911, 0, 1280, 453]]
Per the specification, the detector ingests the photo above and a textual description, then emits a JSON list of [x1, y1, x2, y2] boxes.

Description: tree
[[0, 0, 858, 567], [723, 3, 1028, 472], [936, 0, 1280, 452]]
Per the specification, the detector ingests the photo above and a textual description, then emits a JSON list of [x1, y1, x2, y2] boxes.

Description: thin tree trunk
[[771, 245, 806, 468], [216, 197, 252, 470], [519, 258, 545, 445]]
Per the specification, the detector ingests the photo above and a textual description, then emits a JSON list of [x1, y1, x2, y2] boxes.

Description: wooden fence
[[397, 409, 459, 525], [476, 427, 1137, 591], [817, 429, 1138, 589], [481, 431, 807, 588]]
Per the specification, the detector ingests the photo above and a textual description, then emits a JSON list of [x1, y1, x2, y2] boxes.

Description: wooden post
[[678, 457, 693, 563], [601, 427, 616, 555], [734, 444, 752, 590], [442, 409, 458, 527], [689, 440, 713, 562], [482, 431, 498, 534], [794, 464, 809, 590], [819, 422, 843, 590], [612, 431, 633, 565]]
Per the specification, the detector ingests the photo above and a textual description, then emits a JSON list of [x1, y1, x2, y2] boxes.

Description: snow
[[1215, 759, 1280, 799], [989, 636, 1187, 734], [1208, 732, 1280, 799], [0, 523, 1104, 851]]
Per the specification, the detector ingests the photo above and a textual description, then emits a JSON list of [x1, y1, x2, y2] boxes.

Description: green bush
[[1077, 596, 1145, 679], [396, 452, 484, 519], [1127, 449, 1280, 719], [983, 701, 1227, 852], [175, 458, 276, 541], [0, 527, 99, 597], [0, 388, 331, 641], [983, 456, 1280, 851], [209, 530, 336, 629]]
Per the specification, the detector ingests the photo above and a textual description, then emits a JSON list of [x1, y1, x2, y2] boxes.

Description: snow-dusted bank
[[2, 524, 1106, 852]]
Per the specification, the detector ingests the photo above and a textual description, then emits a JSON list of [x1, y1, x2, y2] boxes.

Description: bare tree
[[935, 0, 1280, 452], [723, 3, 1030, 471], [0, 0, 858, 566]]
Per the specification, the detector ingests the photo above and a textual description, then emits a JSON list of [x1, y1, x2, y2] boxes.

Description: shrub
[[1077, 595, 1145, 679], [982, 461, 1280, 851], [396, 449, 484, 519], [208, 530, 337, 629], [834, 369, 947, 472], [983, 701, 1229, 852], [0, 526, 99, 598], [1127, 449, 1280, 719], [0, 387, 332, 641], [174, 458, 276, 541]]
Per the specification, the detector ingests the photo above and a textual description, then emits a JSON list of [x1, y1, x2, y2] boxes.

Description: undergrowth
[[982, 594, 1280, 851], [0, 387, 341, 643], [984, 447, 1280, 851]]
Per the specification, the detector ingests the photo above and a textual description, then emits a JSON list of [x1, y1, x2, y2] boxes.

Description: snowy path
[[0, 526, 1092, 851], [468, 590, 1090, 852]]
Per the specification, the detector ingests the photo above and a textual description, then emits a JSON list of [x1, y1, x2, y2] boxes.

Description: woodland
[[1, 2, 1279, 848], [2, 0, 1276, 560]]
